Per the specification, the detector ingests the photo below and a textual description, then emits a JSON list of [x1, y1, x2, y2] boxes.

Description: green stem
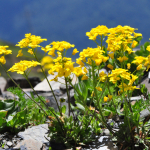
[[24, 72, 49, 110], [2, 63, 65, 135], [91, 61, 113, 133], [65, 77, 70, 116], [33, 51, 62, 115], [121, 79, 132, 134], [106, 78, 121, 121]]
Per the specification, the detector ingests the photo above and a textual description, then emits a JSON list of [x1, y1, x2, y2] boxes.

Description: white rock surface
[[34, 72, 78, 91]]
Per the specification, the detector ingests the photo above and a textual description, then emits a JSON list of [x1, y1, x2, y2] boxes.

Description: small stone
[[6, 141, 13, 147], [0, 77, 7, 92], [2, 139, 6, 143], [4, 144, 9, 149], [103, 129, 110, 136]]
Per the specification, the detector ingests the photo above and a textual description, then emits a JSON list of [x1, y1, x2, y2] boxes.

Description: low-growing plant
[[0, 25, 150, 149], [0, 87, 47, 133]]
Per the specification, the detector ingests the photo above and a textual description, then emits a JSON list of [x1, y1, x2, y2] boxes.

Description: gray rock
[[103, 129, 110, 136], [14, 139, 43, 150], [0, 77, 7, 92], [140, 107, 150, 118], [6, 141, 13, 147], [17, 124, 50, 144]]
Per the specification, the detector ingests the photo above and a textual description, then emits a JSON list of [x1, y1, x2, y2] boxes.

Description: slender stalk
[[91, 61, 113, 133], [2, 63, 65, 135], [24, 72, 49, 110], [65, 77, 70, 116], [106, 78, 121, 123], [5, 70, 48, 116], [33, 51, 62, 115]]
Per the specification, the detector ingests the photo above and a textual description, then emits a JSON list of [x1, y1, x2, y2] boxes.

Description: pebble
[[6, 142, 13, 147]]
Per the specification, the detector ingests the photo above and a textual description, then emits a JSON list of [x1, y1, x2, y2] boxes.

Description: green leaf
[[61, 105, 66, 114], [3, 99, 15, 111], [0, 110, 7, 118], [76, 103, 85, 111], [0, 110, 7, 126], [74, 81, 88, 101]]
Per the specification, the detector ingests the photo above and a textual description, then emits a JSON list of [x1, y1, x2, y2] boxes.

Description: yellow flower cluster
[[17, 49, 23, 57], [131, 53, 150, 71], [73, 67, 88, 78], [8, 60, 40, 74], [77, 46, 109, 66], [117, 56, 128, 62], [99, 71, 107, 82], [86, 25, 109, 40], [16, 33, 47, 49], [0, 46, 12, 64], [48, 52, 74, 77], [108, 68, 138, 91], [104, 95, 112, 102], [48, 41, 75, 57], [106, 25, 142, 53], [41, 45, 51, 53]]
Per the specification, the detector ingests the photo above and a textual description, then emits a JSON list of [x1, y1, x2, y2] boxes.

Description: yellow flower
[[108, 95, 112, 100], [76, 58, 84, 67], [16, 33, 47, 48], [73, 67, 84, 77], [104, 96, 108, 102], [86, 25, 109, 40], [131, 40, 138, 48], [48, 56, 75, 78], [87, 58, 92, 65], [49, 41, 75, 52], [81, 75, 88, 80], [132, 56, 146, 65], [99, 71, 107, 82], [134, 33, 142, 38], [0, 46, 12, 55], [128, 74, 138, 86], [95, 59, 102, 66], [28, 49, 34, 55], [8, 60, 40, 74], [41, 56, 53, 66], [118, 83, 137, 92], [108, 53, 114, 59], [117, 57, 124, 62], [136, 64, 142, 70], [41, 45, 51, 53], [17, 49, 23, 57], [127, 63, 131, 69], [89, 106, 95, 111], [123, 56, 128, 61], [117, 56, 128, 62], [107, 64, 113, 70], [146, 45, 150, 52], [48, 69, 54, 75], [96, 87, 102, 91], [72, 48, 79, 55], [102, 56, 109, 62], [83, 67, 88, 74], [0, 56, 6, 64]]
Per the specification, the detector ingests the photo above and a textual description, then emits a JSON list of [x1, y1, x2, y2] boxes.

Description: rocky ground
[[0, 70, 150, 150]]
